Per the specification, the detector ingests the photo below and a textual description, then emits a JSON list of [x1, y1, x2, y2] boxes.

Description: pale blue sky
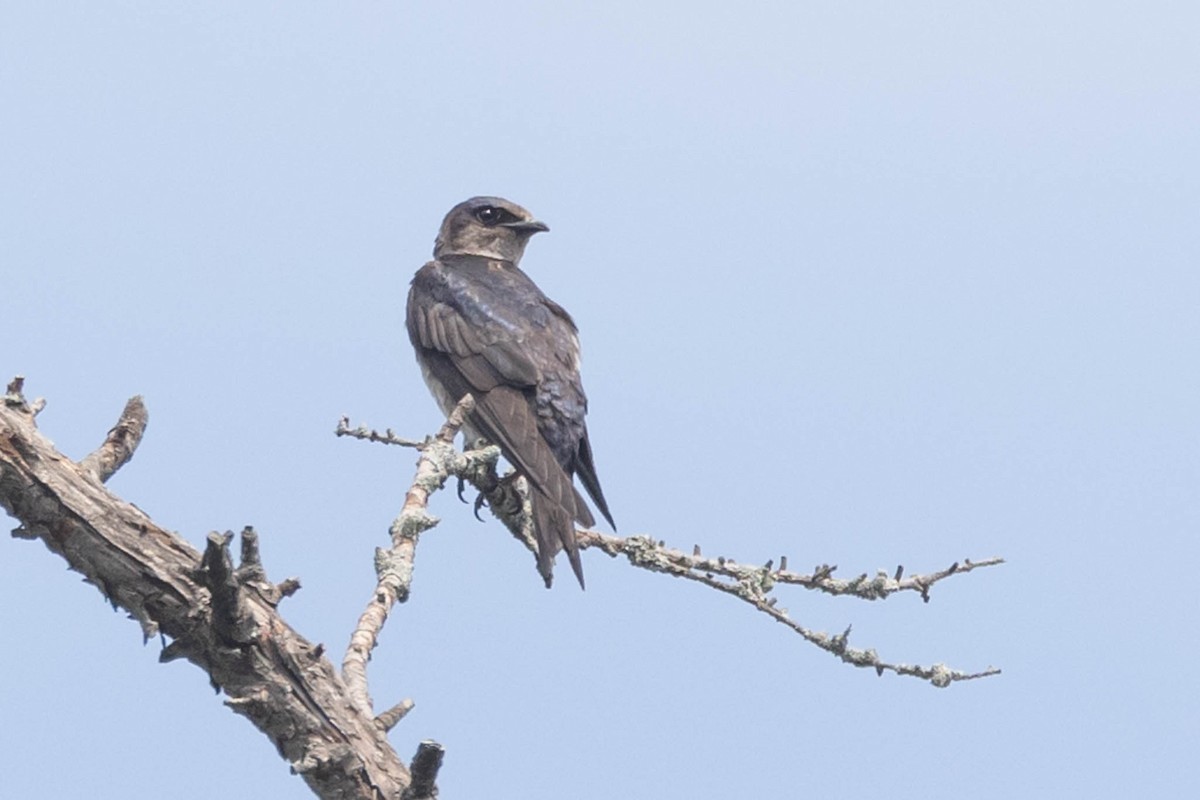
[[2, 2, 1197, 798]]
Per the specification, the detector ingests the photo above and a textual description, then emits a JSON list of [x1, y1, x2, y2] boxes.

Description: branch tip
[[200, 531, 255, 644], [238, 526, 261, 568], [160, 639, 187, 663], [567, 529, 1001, 685], [276, 577, 302, 598], [402, 740, 445, 800], [337, 417, 428, 447], [80, 395, 148, 482], [138, 617, 159, 643], [11, 524, 38, 540], [376, 698, 416, 732], [4, 375, 45, 417]]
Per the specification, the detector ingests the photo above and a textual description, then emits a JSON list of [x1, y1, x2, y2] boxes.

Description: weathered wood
[[0, 393, 410, 800]]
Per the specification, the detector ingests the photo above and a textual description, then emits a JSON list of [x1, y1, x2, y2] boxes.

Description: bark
[[2, 377, 1002, 796], [0, 388, 411, 800]]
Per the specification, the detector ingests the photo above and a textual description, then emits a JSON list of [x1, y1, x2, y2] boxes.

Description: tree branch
[[0, 382, 411, 799], [1, 376, 1005, 798], [577, 530, 1001, 685], [340, 416, 1004, 688], [79, 395, 148, 482], [401, 740, 445, 800], [341, 394, 481, 719]]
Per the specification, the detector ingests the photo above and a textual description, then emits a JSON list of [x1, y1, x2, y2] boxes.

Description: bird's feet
[[470, 472, 525, 522]]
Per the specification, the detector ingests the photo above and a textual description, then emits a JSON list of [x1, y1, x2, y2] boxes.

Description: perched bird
[[406, 196, 615, 588]]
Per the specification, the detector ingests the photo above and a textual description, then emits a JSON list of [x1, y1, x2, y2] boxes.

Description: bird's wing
[[408, 274, 592, 585]]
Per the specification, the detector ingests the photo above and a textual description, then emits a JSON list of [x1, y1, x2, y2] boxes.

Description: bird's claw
[[473, 494, 489, 522]]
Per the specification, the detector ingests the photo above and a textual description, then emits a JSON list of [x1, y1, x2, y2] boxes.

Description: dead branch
[[0, 383, 411, 800], [0, 376, 1004, 799], [401, 741, 445, 800], [341, 415, 1004, 688], [79, 395, 148, 482], [341, 394, 482, 720], [576, 530, 1001, 685]]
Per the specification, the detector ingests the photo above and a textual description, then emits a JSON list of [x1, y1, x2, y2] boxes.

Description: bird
[[406, 196, 615, 588]]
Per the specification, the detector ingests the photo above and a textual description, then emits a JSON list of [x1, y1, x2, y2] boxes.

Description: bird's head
[[433, 196, 549, 263]]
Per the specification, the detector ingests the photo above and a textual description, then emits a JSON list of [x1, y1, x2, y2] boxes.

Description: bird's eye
[[475, 206, 501, 225]]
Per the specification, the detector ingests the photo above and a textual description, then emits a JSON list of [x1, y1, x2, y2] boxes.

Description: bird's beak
[[502, 219, 549, 234]]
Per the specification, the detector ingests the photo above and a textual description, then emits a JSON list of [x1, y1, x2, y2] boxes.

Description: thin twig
[[577, 530, 1003, 603], [576, 531, 1002, 686], [339, 417, 1004, 688], [336, 416, 427, 448], [341, 395, 478, 714]]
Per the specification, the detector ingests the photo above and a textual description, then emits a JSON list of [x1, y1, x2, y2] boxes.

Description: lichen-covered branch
[[2, 374, 1004, 798], [576, 530, 1002, 686], [1, 382, 411, 799], [341, 394, 489, 723], [341, 417, 1003, 688]]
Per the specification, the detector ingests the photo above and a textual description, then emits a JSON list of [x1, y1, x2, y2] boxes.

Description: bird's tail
[[532, 494, 585, 590]]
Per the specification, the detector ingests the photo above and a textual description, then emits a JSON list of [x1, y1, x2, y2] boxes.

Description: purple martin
[[406, 196, 615, 588]]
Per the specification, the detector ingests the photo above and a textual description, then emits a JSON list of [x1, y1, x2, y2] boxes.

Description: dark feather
[[575, 432, 616, 530], [407, 240, 613, 589]]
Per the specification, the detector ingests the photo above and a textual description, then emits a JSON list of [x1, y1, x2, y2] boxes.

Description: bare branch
[[576, 530, 1001, 686], [2, 374, 1006, 799], [3, 375, 45, 418], [1, 384, 411, 799], [200, 530, 256, 645], [402, 741, 445, 800], [376, 698, 416, 732], [4, 376, 28, 409], [342, 417, 1003, 688], [342, 395, 481, 714], [577, 530, 1004, 603], [276, 576, 303, 598], [79, 395, 148, 482], [336, 416, 426, 448]]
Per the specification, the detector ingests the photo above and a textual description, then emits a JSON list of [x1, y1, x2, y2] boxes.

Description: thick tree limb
[[0, 384, 411, 799], [1, 375, 1003, 797]]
